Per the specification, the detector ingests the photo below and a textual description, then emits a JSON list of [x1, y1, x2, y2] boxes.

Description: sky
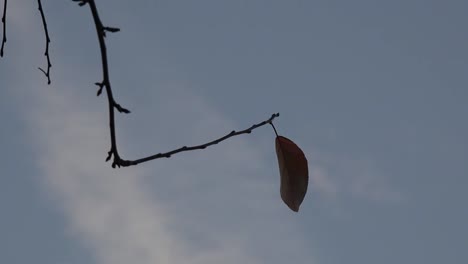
[[1, 0, 467, 264]]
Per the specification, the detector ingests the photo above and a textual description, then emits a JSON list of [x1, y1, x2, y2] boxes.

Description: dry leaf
[[275, 136, 309, 212]]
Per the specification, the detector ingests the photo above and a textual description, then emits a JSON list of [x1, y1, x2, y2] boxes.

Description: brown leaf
[[275, 136, 309, 212]]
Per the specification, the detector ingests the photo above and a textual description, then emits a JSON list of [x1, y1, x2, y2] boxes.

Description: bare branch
[[82, 0, 127, 168], [120, 113, 280, 167], [37, 0, 52, 84], [1, 0, 7, 57], [77, 0, 279, 168]]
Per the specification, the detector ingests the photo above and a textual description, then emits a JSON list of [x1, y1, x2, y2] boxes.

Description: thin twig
[[37, 0, 52, 84], [123, 113, 280, 167], [73, 0, 279, 168], [0, 0, 7, 57]]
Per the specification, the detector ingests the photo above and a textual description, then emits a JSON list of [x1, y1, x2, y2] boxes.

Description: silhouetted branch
[[37, 0, 52, 84], [73, 0, 126, 168], [0, 0, 6, 57], [73, 0, 279, 168], [121, 113, 280, 167]]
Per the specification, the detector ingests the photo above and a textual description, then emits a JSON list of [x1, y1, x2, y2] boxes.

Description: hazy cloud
[[24, 79, 313, 264], [307, 149, 402, 204]]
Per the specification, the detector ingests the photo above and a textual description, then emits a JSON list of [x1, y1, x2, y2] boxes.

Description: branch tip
[[103, 26, 120, 33], [95, 82, 105, 95], [105, 150, 112, 161], [72, 0, 88, 6], [114, 103, 130, 114]]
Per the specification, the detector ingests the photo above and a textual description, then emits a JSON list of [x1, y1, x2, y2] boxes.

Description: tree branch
[[0, 0, 6, 57], [73, 0, 279, 168], [37, 0, 52, 84], [120, 113, 280, 167]]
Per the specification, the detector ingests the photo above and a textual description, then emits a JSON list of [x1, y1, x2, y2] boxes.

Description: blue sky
[[1, 0, 467, 263]]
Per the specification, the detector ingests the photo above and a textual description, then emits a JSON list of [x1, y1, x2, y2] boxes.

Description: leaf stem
[[270, 122, 279, 137]]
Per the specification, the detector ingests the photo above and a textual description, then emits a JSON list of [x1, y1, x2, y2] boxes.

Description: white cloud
[[22, 80, 313, 264], [307, 149, 402, 204], [29, 86, 181, 264], [309, 166, 338, 199]]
